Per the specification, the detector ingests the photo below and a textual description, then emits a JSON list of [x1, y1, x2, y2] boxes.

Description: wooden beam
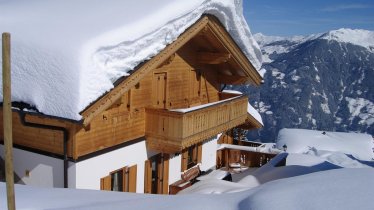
[[217, 74, 248, 85], [2, 32, 16, 210], [197, 52, 231, 64], [206, 16, 262, 85]]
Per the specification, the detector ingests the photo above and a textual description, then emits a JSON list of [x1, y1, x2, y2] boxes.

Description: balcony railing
[[145, 94, 248, 153]]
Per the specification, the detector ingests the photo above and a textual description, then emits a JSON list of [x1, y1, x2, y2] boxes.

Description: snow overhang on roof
[[0, 0, 262, 121]]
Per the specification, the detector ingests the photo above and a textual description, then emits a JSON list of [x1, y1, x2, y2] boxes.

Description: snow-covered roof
[[0, 0, 262, 120], [276, 128, 374, 161], [247, 102, 263, 126]]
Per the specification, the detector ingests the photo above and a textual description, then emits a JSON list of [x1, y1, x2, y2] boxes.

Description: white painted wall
[[168, 154, 181, 184], [71, 139, 148, 193], [0, 145, 63, 188], [200, 135, 218, 171]]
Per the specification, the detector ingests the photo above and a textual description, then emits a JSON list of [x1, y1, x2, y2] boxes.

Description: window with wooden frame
[[100, 164, 137, 192], [181, 143, 202, 172], [144, 153, 169, 194]]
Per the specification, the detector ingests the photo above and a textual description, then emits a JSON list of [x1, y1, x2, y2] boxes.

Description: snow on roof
[[247, 102, 263, 126], [276, 128, 374, 161], [217, 143, 281, 154], [0, 0, 262, 120], [169, 95, 242, 113]]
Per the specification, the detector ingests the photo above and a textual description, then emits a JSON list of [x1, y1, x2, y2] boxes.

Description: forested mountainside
[[234, 29, 374, 142]]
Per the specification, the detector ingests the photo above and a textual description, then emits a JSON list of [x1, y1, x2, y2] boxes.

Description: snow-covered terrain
[[239, 28, 374, 141], [255, 28, 374, 63], [0, 0, 262, 120], [4, 166, 372, 210], [276, 128, 374, 161], [321, 28, 374, 53], [2, 151, 373, 209]]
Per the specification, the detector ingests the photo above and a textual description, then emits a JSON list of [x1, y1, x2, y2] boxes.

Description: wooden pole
[[2, 32, 16, 210]]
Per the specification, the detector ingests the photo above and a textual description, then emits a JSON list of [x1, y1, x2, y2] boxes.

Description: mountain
[[235, 28, 374, 142]]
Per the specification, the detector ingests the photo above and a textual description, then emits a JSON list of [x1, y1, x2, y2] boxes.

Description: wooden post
[[2, 32, 16, 210]]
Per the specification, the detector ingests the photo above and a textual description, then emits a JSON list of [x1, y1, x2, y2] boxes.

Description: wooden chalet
[[0, 15, 262, 194]]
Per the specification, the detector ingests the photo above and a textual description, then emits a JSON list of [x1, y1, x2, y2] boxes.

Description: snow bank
[[276, 128, 374, 161], [3, 168, 374, 210], [0, 0, 262, 120]]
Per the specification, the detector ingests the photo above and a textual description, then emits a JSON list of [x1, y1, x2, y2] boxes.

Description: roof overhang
[[80, 15, 262, 126]]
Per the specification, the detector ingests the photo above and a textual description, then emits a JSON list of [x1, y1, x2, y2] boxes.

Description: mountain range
[[234, 28, 374, 142]]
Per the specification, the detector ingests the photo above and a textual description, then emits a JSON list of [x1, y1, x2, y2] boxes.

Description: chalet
[[0, 1, 263, 194]]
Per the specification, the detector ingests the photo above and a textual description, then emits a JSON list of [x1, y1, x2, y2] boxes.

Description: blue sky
[[243, 0, 374, 36]]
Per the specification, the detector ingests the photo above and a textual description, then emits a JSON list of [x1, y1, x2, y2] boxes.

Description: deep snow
[[0, 0, 262, 120]]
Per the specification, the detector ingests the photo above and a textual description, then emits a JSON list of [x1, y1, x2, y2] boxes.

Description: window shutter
[[128, 165, 137, 193], [123, 167, 129, 192], [181, 149, 188, 172], [144, 160, 152, 193], [197, 143, 203, 163], [162, 154, 170, 194], [100, 175, 111, 191]]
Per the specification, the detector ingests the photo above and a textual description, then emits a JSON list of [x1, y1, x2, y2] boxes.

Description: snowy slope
[[253, 33, 319, 63], [276, 128, 374, 161], [0, 0, 262, 120], [320, 28, 374, 52]]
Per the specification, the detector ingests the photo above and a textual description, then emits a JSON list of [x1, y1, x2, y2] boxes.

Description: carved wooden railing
[[145, 95, 248, 153]]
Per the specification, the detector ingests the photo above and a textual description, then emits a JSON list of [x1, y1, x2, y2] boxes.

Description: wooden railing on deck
[[217, 149, 277, 168], [146, 95, 248, 153]]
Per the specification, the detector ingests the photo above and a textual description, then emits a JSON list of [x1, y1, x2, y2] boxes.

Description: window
[[100, 165, 137, 192], [182, 143, 202, 171], [111, 169, 123, 191], [187, 145, 198, 169]]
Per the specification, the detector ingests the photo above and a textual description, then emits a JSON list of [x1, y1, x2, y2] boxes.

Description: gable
[[80, 15, 262, 126]]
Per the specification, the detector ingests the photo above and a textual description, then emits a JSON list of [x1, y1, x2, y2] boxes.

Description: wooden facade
[[0, 15, 262, 193]]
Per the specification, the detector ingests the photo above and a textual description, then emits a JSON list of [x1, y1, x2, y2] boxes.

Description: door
[[153, 72, 167, 109], [144, 153, 169, 194]]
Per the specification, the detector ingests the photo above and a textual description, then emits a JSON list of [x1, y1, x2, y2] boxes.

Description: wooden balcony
[[145, 94, 248, 153]]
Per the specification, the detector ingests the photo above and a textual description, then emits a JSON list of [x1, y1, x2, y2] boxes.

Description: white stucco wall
[[200, 135, 218, 171], [168, 154, 181, 185], [0, 145, 64, 188], [70, 139, 148, 193]]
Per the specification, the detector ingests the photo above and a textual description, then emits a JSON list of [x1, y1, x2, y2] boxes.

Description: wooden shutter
[[100, 175, 111, 191], [144, 160, 152, 193], [197, 143, 203, 163], [153, 73, 167, 109], [181, 149, 188, 172], [128, 165, 137, 193], [123, 167, 129, 192], [162, 154, 169, 194], [157, 155, 163, 194]]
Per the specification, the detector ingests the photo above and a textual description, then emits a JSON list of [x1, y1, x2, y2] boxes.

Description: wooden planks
[[0, 112, 65, 155], [145, 95, 248, 153], [197, 52, 231, 64]]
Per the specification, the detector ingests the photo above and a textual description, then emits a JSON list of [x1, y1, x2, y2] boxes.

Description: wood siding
[[74, 45, 222, 157], [146, 95, 248, 153], [0, 111, 75, 157]]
